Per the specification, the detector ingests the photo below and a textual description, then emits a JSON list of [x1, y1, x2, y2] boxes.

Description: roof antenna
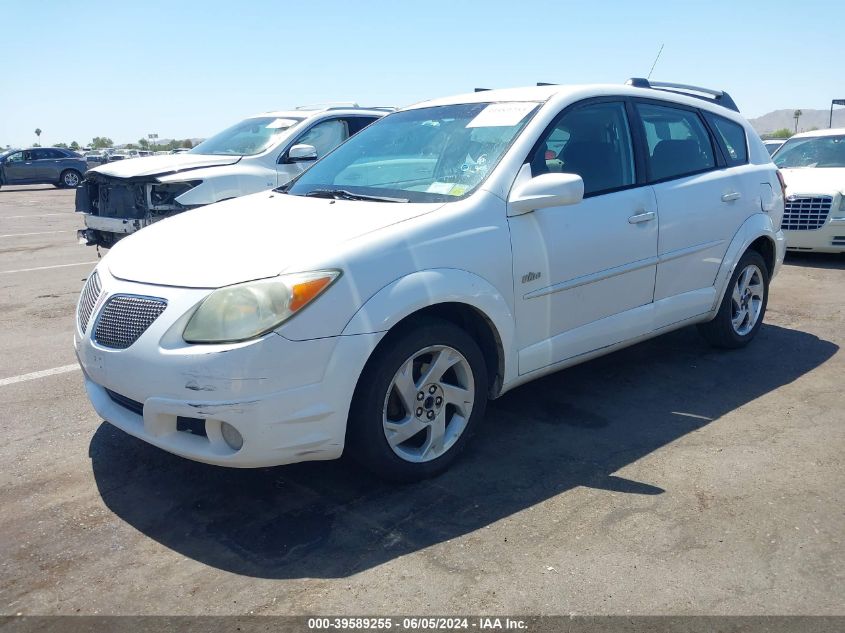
[[647, 43, 664, 80]]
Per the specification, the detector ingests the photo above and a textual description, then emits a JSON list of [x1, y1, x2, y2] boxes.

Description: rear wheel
[[59, 169, 81, 188], [698, 250, 769, 349], [347, 317, 488, 482]]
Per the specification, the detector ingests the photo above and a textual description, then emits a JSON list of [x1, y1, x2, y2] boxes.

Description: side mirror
[[508, 172, 584, 216], [287, 144, 318, 163]]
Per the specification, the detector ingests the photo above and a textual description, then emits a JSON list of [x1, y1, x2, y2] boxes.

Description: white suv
[[75, 104, 389, 247], [75, 79, 785, 481], [773, 128, 845, 253]]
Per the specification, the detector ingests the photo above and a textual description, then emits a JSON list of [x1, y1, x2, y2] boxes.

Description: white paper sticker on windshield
[[466, 103, 536, 128], [266, 118, 298, 129], [427, 182, 455, 194]]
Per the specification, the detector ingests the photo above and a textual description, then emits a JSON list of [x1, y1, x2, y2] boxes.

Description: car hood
[[107, 192, 443, 288], [89, 153, 241, 179], [779, 167, 845, 196]]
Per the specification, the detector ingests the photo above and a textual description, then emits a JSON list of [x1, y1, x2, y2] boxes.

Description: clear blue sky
[[2, 0, 843, 148]]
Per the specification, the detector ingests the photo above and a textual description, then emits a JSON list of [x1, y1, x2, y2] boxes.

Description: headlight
[[148, 181, 200, 210], [183, 270, 340, 343]]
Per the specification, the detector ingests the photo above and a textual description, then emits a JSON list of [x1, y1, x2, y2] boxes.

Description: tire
[[346, 316, 488, 482], [697, 250, 769, 349], [59, 169, 81, 188]]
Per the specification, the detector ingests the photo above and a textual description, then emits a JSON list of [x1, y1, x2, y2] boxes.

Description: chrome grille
[[77, 271, 101, 333], [781, 195, 832, 231], [94, 295, 167, 349]]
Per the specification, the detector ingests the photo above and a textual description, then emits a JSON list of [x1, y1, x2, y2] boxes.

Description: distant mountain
[[748, 108, 845, 136]]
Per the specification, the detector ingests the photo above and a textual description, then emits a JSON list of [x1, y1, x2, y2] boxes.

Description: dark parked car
[[0, 147, 88, 188]]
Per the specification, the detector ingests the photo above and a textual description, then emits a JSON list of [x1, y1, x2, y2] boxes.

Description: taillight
[[776, 170, 787, 199]]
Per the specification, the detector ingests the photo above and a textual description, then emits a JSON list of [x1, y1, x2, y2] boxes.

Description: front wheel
[[347, 317, 488, 482], [698, 250, 769, 349], [59, 169, 81, 188]]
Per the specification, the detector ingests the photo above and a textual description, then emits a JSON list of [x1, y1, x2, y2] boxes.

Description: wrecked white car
[[75, 105, 389, 247]]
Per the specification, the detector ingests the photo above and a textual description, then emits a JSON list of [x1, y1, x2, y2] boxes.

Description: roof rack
[[625, 78, 739, 112], [294, 103, 395, 112]]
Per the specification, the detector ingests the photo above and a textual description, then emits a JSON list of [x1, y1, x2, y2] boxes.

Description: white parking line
[[0, 230, 72, 238], [3, 213, 71, 219], [0, 364, 80, 388], [0, 261, 96, 275]]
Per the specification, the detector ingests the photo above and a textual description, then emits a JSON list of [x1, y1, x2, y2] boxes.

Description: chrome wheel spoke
[[422, 410, 447, 460], [732, 306, 747, 330], [419, 348, 460, 385], [392, 358, 419, 414], [384, 416, 426, 448], [732, 284, 742, 306], [748, 281, 764, 299], [441, 383, 472, 413]]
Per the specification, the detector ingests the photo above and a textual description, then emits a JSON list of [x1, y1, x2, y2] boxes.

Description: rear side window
[[636, 103, 716, 181], [705, 113, 748, 166]]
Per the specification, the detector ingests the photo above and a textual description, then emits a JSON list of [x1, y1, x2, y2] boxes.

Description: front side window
[[773, 135, 845, 168], [286, 102, 539, 202], [5, 151, 24, 163], [529, 101, 635, 196], [705, 113, 748, 166], [191, 116, 303, 156], [636, 103, 716, 181], [295, 119, 349, 158]]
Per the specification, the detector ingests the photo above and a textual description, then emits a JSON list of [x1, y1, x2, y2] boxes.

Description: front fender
[[341, 268, 517, 385], [162, 166, 277, 207], [711, 213, 785, 313]]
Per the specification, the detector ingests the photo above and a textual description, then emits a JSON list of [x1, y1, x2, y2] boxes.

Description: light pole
[[793, 109, 802, 134], [148, 133, 158, 152], [831, 100, 845, 128]]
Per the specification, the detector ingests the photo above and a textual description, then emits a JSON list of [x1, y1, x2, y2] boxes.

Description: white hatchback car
[[75, 79, 786, 481], [773, 128, 845, 253], [75, 104, 389, 247]]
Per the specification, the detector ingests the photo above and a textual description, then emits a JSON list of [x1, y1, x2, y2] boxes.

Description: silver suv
[[75, 104, 391, 247]]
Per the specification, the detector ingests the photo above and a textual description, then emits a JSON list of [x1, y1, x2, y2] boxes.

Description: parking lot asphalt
[[0, 184, 842, 616]]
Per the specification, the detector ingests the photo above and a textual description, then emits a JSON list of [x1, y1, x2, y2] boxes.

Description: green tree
[[91, 137, 114, 149], [55, 142, 69, 148], [70, 141, 80, 150], [137, 139, 150, 150], [34, 128, 42, 144], [793, 109, 802, 133], [181, 139, 193, 149], [770, 128, 793, 139]]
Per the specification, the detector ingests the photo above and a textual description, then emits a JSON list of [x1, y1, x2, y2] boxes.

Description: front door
[[2, 151, 36, 183], [508, 100, 658, 374]]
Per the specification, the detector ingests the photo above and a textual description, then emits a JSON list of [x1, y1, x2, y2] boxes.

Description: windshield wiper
[[304, 188, 409, 203]]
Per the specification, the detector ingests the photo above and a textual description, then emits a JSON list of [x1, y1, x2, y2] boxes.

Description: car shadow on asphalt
[[784, 252, 845, 269], [89, 323, 837, 579], [0, 186, 62, 193]]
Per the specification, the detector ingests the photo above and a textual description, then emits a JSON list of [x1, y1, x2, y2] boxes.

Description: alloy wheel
[[382, 345, 475, 463], [731, 264, 764, 336]]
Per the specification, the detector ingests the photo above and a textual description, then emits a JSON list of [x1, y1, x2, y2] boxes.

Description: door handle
[[628, 211, 656, 224], [721, 191, 741, 202]]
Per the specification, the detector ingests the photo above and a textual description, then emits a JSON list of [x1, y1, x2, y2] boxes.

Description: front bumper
[[75, 266, 382, 467], [783, 219, 845, 253]]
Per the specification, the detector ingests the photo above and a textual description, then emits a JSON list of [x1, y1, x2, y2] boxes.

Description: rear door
[[633, 100, 737, 327], [34, 148, 63, 181]]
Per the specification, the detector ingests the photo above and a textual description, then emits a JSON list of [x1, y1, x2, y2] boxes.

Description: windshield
[[773, 135, 845, 168], [286, 102, 539, 202], [191, 116, 303, 156]]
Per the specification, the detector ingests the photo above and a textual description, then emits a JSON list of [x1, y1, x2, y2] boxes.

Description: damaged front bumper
[[74, 266, 382, 467], [75, 174, 198, 247]]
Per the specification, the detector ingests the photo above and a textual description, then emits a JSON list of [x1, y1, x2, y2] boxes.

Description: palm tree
[[34, 128, 42, 145], [793, 110, 802, 133]]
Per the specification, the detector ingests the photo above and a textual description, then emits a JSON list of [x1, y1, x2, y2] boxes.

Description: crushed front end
[[76, 173, 198, 247]]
